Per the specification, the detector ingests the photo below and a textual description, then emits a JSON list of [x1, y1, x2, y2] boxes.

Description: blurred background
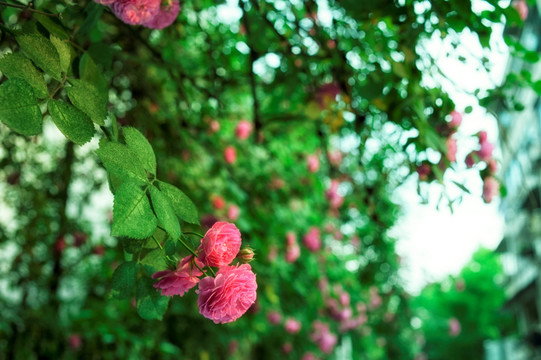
[[1, 0, 540, 359]]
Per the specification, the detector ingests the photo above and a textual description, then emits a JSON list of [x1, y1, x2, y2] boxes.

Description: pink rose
[[513, 0, 528, 20], [282, 342, 293, 354], [446, 137, 457, 162], [267, 245, 278, 262], [326, 179, 344, 209], [487, 158, 498, 173], [482, 177, 500, 203], [224, 146, 237, 164], [197, 264, 257, 324], [307, 154, 320, 173], [285, 242, 301, 263], [416, 163, 431, 180], [328, 150, 343, 167], [93, 0, 117, 5], [449, 110, 462, 129], [339, 292, 350, 306], [212, 195, 225, 210], [303, 227, 321, 252], [316, 82, 341, 108], [285, 318, 302, 334], [68, 334, 82, 350], [301, 352, 319, 360], [227, 204, 240, 221], [235, 120, 253, 140], [142, 0, 180, 29], [465, 152, 476, 168], [111, 0, 161, 25], [209, 119, 220, 133], [267, 311, 282, 325], [197, 222, 242, 267], [313, 328, 337, 354], [152, 256, 204, 296], [478, 130, 488, 143], [286, 232, 297, 246], [477, 140, 494, 162], [448, 317, 461, 337]]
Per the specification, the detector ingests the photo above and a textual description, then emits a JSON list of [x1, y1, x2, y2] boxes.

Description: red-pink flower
[[285, 317, 302, 334], [316, 82, 341, 108], [224, 146, 237, 164], [285, 242, 301, 263], [416, 163, 431, 180], [282, 342, 293, 354], [227, 204, 240, 221], [513, 0, 528, 20], [465, 152, 476, 168], [446, 137, 457, 162], [212, 195, 225, 210], [303, 227, 321, 252], [448, 317, 461, 337], [326, 179, 344, 209], [235, 120, 253, 140], [142, 0, 180, 29], [93, 0, 116, 5], [478, 130, 488, 143], [328, 150, 343, 167], [449, 110, 462, 129], [311, 321, 337, 354], [197, 264, 257, 324], [268, 311, 283, 325], [68, 334, 82, 350], [477, 140, 494, 162], [482, 177, 500, 203], [111, 0, 161, 25], [152, 256, 204, 297], [198, 221, 242, 267], [301, 352, 319, 360], [209, 119, 220, 133], [307, 154, 320, 173], [487, 158, 498, 173]]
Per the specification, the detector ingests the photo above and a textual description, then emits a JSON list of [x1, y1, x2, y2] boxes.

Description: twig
[[0, 1, 61, 18]]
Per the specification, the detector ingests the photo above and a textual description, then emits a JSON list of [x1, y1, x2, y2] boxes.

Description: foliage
[[0, 0, 528, 358]]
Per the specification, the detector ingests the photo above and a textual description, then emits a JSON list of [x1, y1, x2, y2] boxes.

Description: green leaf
[[112, 181, 157, 239], [77, 2, 104, 39], [48, 100, 95, 145], [150, 186, 181, 240], [34, 14, 70, 39], [140, 248, 168, 275], [158, 181, 199, 225], [66, 79, 107, 126], [111, 261, 138, 299], [123, 127, 156, 175], [0, 78, 42, 136], [452, 180, 471, 194], [464, 105, 473, 114], [136, 277, 170, 320], [79, 53, 107, 92], [0, 52, 48, 98], [96, 141, 148, 184], [50, 35, 71, 74], [16, 33, 62, 80]]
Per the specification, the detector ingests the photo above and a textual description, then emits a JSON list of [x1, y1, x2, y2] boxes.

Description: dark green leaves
[[0, 78, 42, 136], [0, 52, 48, 98], [16, 33, 62, 81], [150, 186, 181, 240], [111, 261, 138, 299], [136, 277, 170, 320], [96, 141, 148, 184], [158, 181, 199, 225], [123, 127, 156, 174], [48, 100, 95, 145], [50, 35, 71, 75], [66, 79, 108, 126], [112, 181, 157, 239]]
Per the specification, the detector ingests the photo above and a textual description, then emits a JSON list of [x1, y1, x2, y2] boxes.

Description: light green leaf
[[111, 261, 138, 299], [0, 52, 48, 98], [123, 127, 156, 175], [150, 186, 181, 240], [0, 78, 42, 136], [66, 79, 107, 126], [158, 181, 199, 225], [140, 248, 168, 275], [48, 100, 95, 145], [16, 33, 62, 80], [79, 53, 107, 92], [50, 35, 71, 75], [136, 277, 170, 320], [96, 141, 148, 184], [34, 14, 70, 39], [112, 181, 157, 239]]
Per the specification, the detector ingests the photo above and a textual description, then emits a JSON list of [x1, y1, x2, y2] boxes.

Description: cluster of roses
[[152, 222, 257, 324], [210, 194, 240, 222], [94, 0, 180, 29], [207, 119, 253, 164], [465, 131, 500, 203]]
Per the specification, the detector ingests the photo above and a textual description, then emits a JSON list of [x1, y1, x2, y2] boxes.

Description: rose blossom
[[465, 152, 476, 168], [209, 119, 220, 133], [285, 318, 302, 334], [307, 154, 320, 173], [93, 0, 116, 4], [212, 195, 225, 210], [235, 120, 253, 140], [227, 204, 240, 221], [416, 163, 431, 180], [303, 227, 321, 252], [482, 177, 500, 204], [446, 137, 457, 162], [68, 334, 82, 350], [197, 264, 257, 324], [449, 110, 462, 129], [282, 342, 293, 354], [477, 139, 494, 162], [285, 242, 301, 263], [301, 352, 319, 360], [311, 322, 337, 354], [111, 0, 161, 25], [268, 311, 282, 325], [224, 146, 237, 164], [198, 222, 242, 267], [143, 0, 180, 29], [448, 317, 461, 336], [513, 0, 528, 20], [152, 255, 204, 296]]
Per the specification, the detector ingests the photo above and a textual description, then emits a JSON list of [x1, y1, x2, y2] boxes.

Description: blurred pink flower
[[68, 334, 82, 350], [235, 120, 253, 140], [448, 317, 461, 337], [93, 0, 117, 4], [285, 318, 302, 334], [197, 264, 257, 324], [285, 242, 301, 263], [224, 146, 237, 164], [282, 342, 293, 354], [267, 245, 278, 262], [303, 227, 322, 252], [488, 158, 498, 173], [197, 222, 242, 267], [316, 82, 341, 108], [307, 154, 320, 173], [267, 311, 282, 325], [465, 152, 476, 168], [339, 292, 350, 306], [449, 110, 462, 129], [416, 163, 431, 180], [328, 150, 343, 167], [478, 130, 488, 143], [446, 137, 457, 162], [212, 195, 225, 210], [513, 0, 528, 20], [482, 177, 500, 204], [301, 352, 319, 360], [326, 179, 344, 209], [142, 0, 180, 29], [152, 255, 204, 296], [209, 119, 220, 133], [111, 0, 161, 25], [227, 204, 240, 221], [311, 321, 337, 354], [477, 140, 494, 162]]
